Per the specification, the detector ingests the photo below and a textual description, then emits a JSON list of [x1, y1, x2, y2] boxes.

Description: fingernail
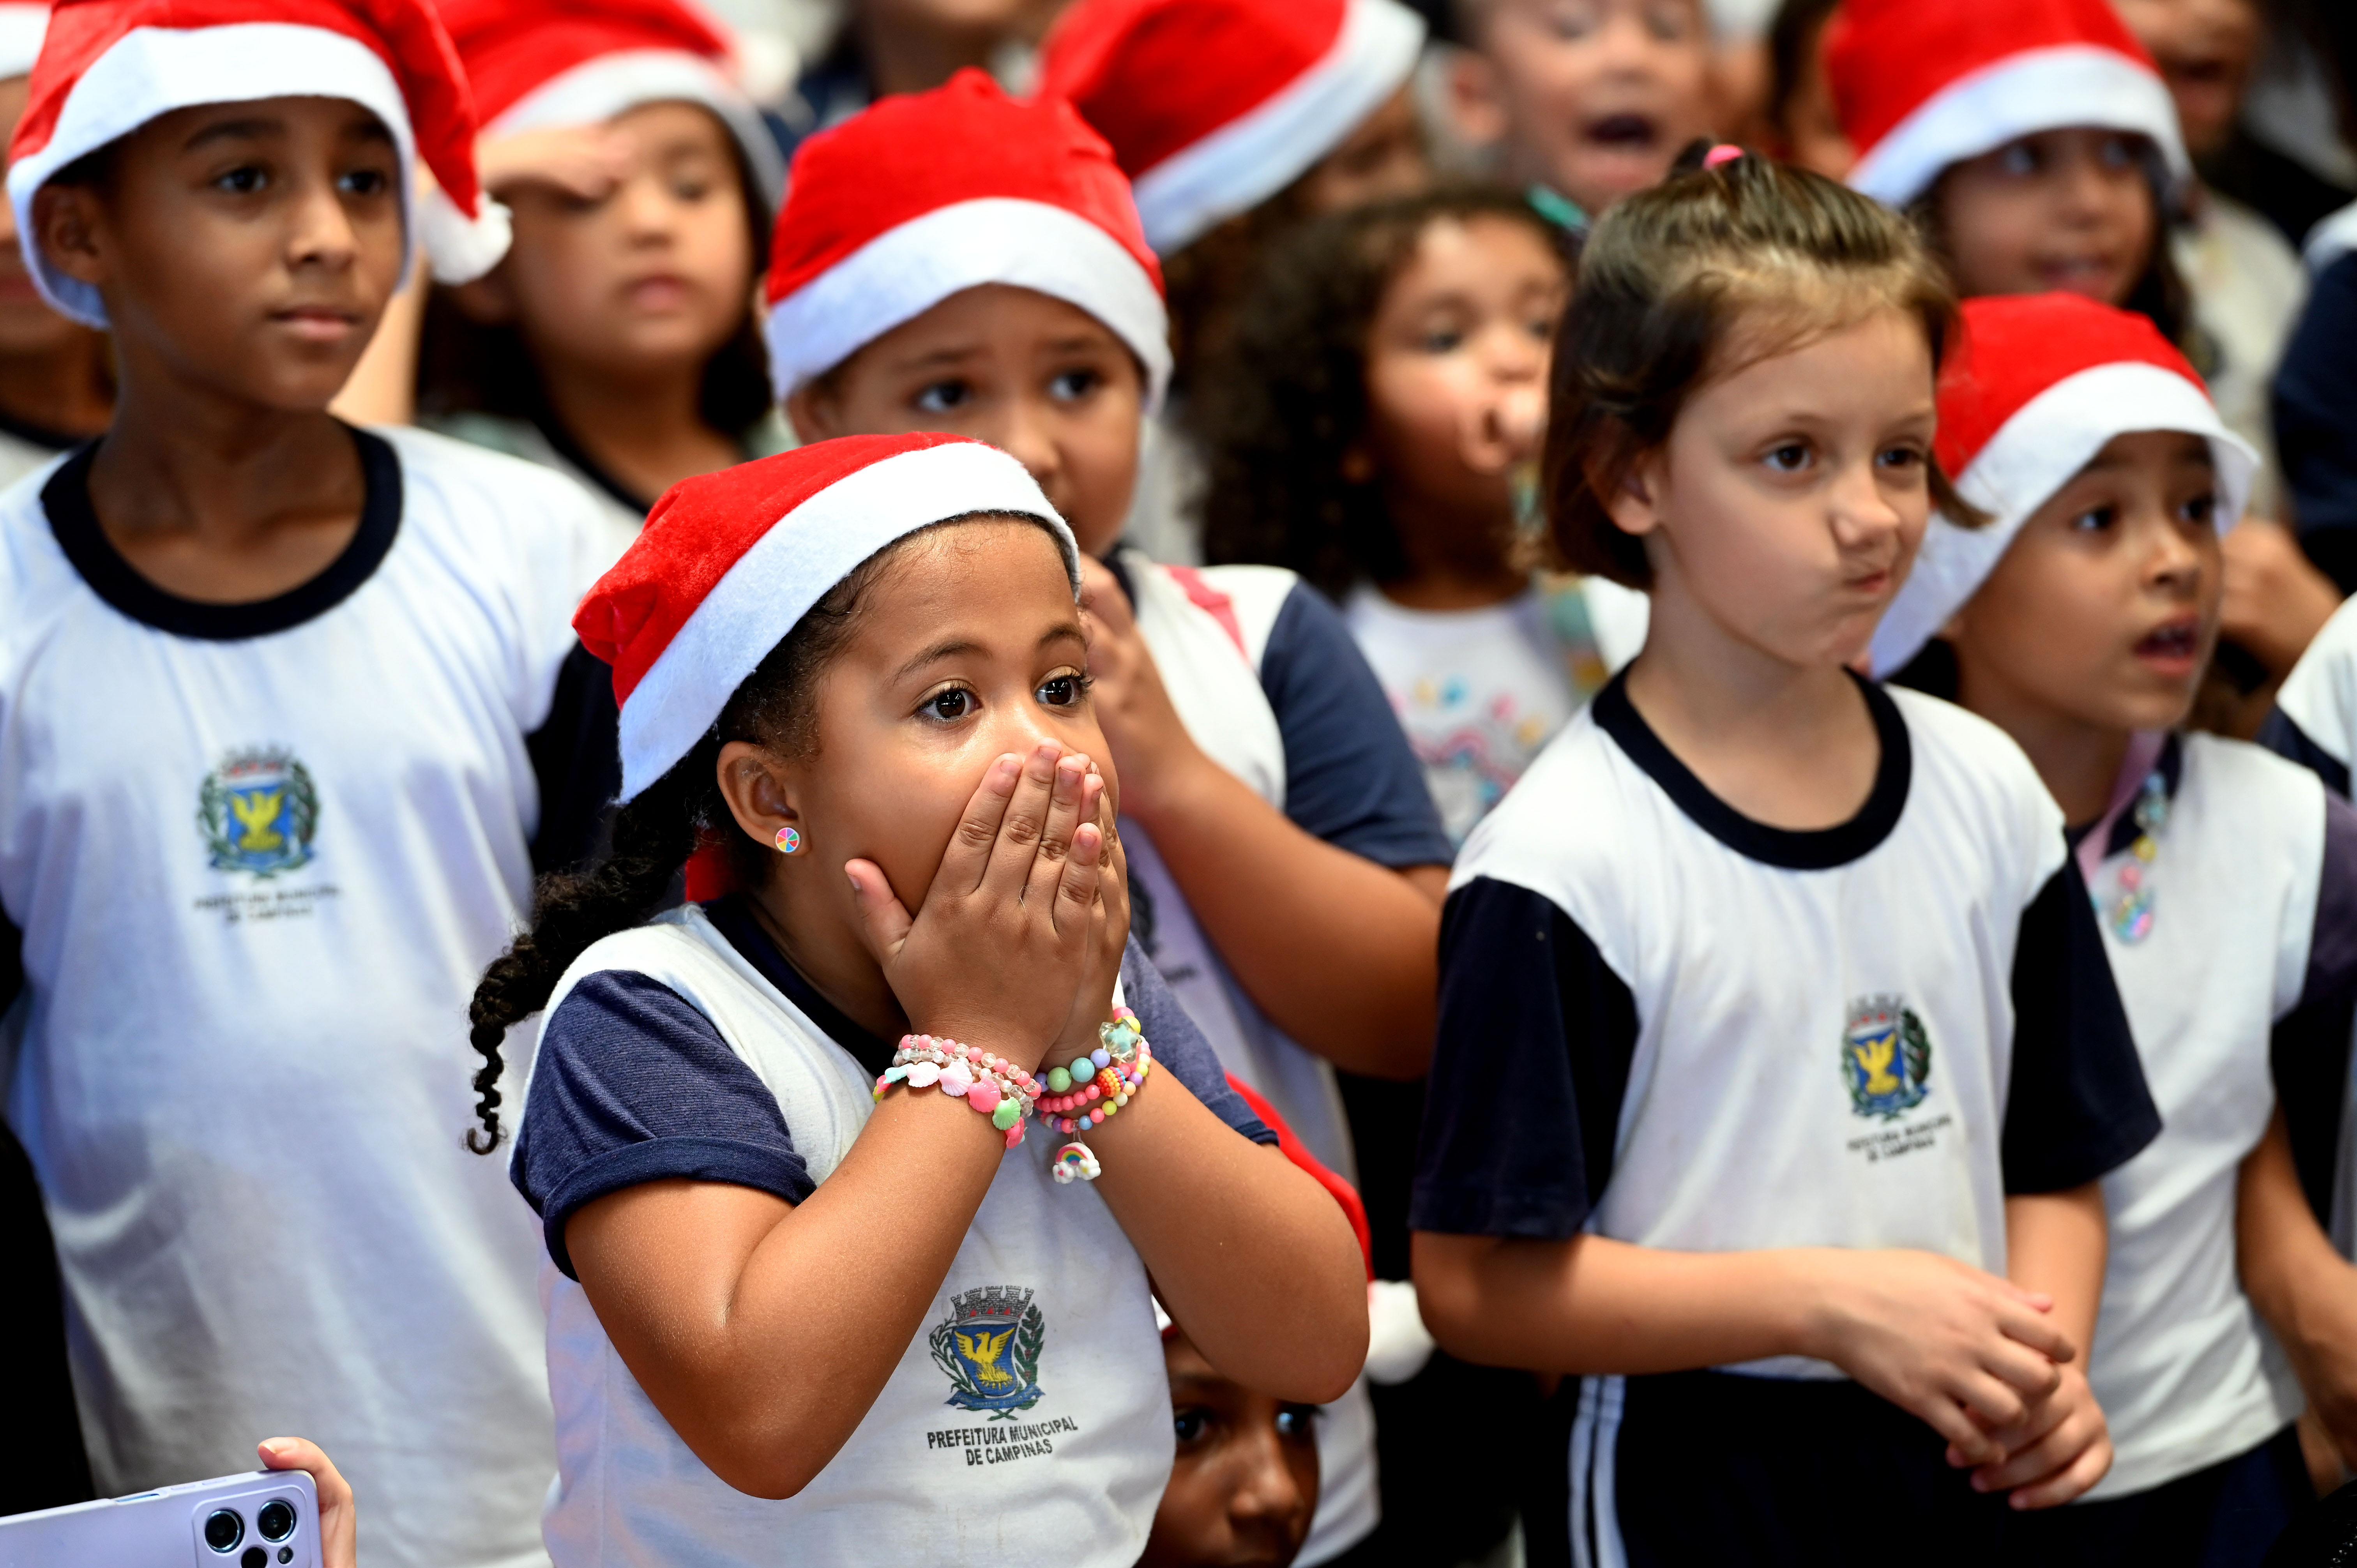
[[845, 872, 860, 894], [990, 754, 1019, 787]]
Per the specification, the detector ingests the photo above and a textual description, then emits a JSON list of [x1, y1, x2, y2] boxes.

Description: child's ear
[[1600, 451, 1668, 539], [785, 383, 841, 445], [31, 184, 106, 291], [447, 268, 516, 325], [1445, 49, 1510, 150], [714, 740, 806, 856]]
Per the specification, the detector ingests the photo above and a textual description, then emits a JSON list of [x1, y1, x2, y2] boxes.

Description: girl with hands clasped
[[464, 433, 1366, 1566], [1408, 150, 2160, 1565]]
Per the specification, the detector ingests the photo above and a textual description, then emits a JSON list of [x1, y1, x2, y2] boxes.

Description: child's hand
[[1961, 1360, 2112, 1508], [1806, 1248, 2075, 1466], [476, 124, 635, 201], [846, 742, 1106, 1073], [257, 1437, 355, 1568], [1051, 777, 1131, 1066], [1078, 557, 1213, 823]]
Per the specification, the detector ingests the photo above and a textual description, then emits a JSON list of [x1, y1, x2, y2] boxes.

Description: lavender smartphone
[[0, 1470, 321, 1568]]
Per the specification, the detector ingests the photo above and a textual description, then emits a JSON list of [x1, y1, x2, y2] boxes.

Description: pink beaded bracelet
[[874, 1035, 1040, 1150]]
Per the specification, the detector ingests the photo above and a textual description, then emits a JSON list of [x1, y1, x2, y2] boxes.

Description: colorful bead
[[992, 1098, 1021, 1130], [968, 1079, 1002, 1114], [1090, 1047, 1111, 1070], [1046, 1066, 1071, 1094]]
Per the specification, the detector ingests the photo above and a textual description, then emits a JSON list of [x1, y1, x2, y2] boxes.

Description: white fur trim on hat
[[764, 196, 1173, 408], [2305, 200, 2357, 277], [1848, 44, 2190, 210], [0, 5, 48, 81], [617, 440, 1078, 800], [1870, 362, 2256, 676], [1130, 0, 1422, 254], [4, 21, 509, 325], [487, 48, 783, 209]]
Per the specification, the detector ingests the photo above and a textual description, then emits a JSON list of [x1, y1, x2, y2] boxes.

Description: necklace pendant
[[2110, 885, 2155, 943]]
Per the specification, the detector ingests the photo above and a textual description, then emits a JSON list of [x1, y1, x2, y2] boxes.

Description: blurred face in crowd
[[34, 96, 402, 413], [458, 101, 754, 397], [788, 284, 1148, 557], [1291, 87, 1430, 219], [1137, 1328, 1321, 1568], [1950, 431, 2225, 742], [1357, 213, 1565, 556], [1934, 129, 2159, 306], [1772, 15, 1852, 182], [0, 74, 87, 357], [1451, 0, 1715, 217], [2111, 0, 2259, 157]]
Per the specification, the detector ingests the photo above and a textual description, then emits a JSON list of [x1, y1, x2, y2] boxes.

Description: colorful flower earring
[[774, 825, 802, 855]]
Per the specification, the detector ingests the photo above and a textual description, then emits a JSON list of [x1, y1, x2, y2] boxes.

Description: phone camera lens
[[203, 1510, 244, 1552], [240, 1547, 265, 1568], [278, 1551, 292, 1565], [256, 1501, 296, 1542]]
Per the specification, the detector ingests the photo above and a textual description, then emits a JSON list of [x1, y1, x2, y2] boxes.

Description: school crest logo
[[929, 1286, 1045, 1419], [1843, 994, 1932, 1120], [198, 748, 319, 878]]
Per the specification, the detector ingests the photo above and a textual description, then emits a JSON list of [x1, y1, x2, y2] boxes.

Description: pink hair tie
[[1703, 143, 1745, 170]]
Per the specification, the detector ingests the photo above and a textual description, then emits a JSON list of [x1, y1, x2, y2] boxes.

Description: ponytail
[[463, 745, 712, 1153]]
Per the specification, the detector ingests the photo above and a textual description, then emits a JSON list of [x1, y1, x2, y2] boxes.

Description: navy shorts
[[2000, 1423, 2310, 1568]]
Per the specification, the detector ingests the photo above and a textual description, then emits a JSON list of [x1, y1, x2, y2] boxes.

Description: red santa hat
[[439, 0, 782, 211], [1826, 0, 2189, 210], [0, 4, 48, 78], [1036, 0, 1425, 255], [1870, 293, 2255, 677], [5, 0, 506, 327], [764, 69, 1170, 408], [576, 433, 1079, 802]]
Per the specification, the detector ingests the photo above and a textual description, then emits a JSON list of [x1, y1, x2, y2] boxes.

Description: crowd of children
[[3, 0, 2357, 1565]]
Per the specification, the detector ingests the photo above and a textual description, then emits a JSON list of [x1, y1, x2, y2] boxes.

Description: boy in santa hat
[[422, 0, 790, 553], [768, 71, 1452, 1567], [0, 1, 621, 1562], [1036, 0, 1429, 565], [1874, 291, 2357, 1554]]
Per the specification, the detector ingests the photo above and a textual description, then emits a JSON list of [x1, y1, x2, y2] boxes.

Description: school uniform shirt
[[513, 899, 1274, 1567], [2262, 599, 2357, 1254], [1115, 551, 1451, 1566], [1410, 676, 2157, 1550], [0, 413, 78, 494], [0, 427, 616, 1568], [2074, 733, 2357, 1497], [2275, 233, 2357, 593], [1343, 579, 1635, 848]]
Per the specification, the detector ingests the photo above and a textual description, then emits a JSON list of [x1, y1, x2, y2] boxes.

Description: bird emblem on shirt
[[931, 1285, 1046, 1417], [955, 1328, 1018, 1387], [1843, 995, 1932, 1120]]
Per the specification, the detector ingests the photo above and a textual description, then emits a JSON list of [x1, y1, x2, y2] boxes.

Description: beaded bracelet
[[874, 1035, 1041, 1150], [1043, 1008, 1153, 1184]]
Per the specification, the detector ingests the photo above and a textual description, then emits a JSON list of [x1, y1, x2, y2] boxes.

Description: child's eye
[[668, 175, 713, 201], [1419, 327, 1466, 353], [2099, 135, 2140, 170], [339, 168, 390, 198], [1527, 314, 1556, 341], [2180, 491, 2218, 526], [2070, 504, 2118, 532], [918, 685, 976, 722], [1645, 4, 1691, 41], [1542, 3, 1595, 41], [1036, 671, 1089, 708], [913, 381, 972, 415], [1998, 142, 2040, 177], [214, 165, 268, 196], [1877, 445, 1926, 473], [1048, 368, 1101, 403], [1173, 1409, 1209, 1445], [1762, 443, 1811, 473], [1274, 1406, 1316, 1439]]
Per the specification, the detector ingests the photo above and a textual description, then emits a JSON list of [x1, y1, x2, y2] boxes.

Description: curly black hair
[[1195, 186, 1568, 600]]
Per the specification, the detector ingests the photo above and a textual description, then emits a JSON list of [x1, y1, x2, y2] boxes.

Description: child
[[781, 0, 1057, 158], [0, 1, 618, 1562], [423, 0, 787, 549], [1198, 185, 1640, 847], [0, 2, 106, 488], [1036, 0, 1431, 563], [1410, 150, 2160, 1561], [765, 74, 1452, 1566], [1871, 290, 2346, 1563], [1444, 0, 1716, 235], [1756, 0, 1850, 181], [474, 431, 1368, 1564]]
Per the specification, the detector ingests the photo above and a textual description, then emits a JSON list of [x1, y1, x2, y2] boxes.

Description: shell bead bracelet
[[874, 1035, 1041, 1149]]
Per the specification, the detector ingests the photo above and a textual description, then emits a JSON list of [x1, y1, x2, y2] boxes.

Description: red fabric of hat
[[1035, 0, 1423, 254], [576, 432, 1079, 800], [7, 0, 505, 323], [763, 69, 1169, 404], [1827, 0, 2185, 208], [1869, 294, 2255, 676]]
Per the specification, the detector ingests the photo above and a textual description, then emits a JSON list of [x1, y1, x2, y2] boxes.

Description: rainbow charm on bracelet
[[1039, 1008, 1153, 1184]]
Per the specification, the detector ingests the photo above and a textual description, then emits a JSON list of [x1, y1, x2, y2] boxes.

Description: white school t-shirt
[[2074, 734, 2351, 1497], [0, 427, 610, 1568]]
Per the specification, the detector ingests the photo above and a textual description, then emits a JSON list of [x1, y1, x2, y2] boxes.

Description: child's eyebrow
[[183, 117, 284, 152], [891, 637, 982, 681]]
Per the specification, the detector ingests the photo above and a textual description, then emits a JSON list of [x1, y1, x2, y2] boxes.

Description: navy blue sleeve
[[2272, 791, 2357, 1223], [1410, 878, 1638, 1238], [2276, 254, 2357, 593], [2259, 705, 2353, 798], [513, 970, 812, 1279], [1122, 933, 1276, 1145], [2001, 862, 2161, 1194], [527, 642, 622, 877], [1260, 581, 1453, 868]]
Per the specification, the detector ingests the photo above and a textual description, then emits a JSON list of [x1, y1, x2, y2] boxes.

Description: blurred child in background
[[783, 0, 1065, 156], [1414, 150, 2158, 1562], [1038, 0, 1429, 563], [0, 2, 104, 487], [0, 0, 619, 1560], [1755, 0, 1848, 179], [1444, 0, 1716, 236], [424, 0, 786, 553], [1874, 291, 2347, 1564], [767, 75, 1452, 1566]]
